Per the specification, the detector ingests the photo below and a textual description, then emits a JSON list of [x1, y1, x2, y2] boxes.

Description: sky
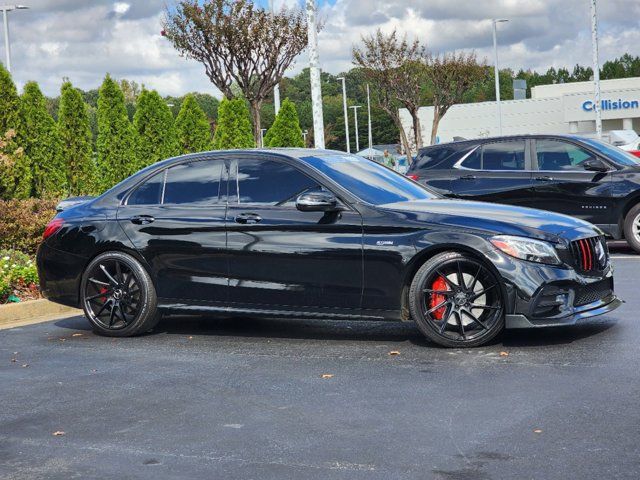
[[3, 0, 640, 97]]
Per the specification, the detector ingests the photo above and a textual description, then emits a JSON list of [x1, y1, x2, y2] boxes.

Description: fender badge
[[376, 240, 394, 246]]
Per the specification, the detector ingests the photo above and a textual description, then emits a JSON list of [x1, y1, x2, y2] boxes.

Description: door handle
[[535, 176, 554, 182], [130, 215, 155, 225], [234, 213, 262, 224], [459, 174, 476, 180]]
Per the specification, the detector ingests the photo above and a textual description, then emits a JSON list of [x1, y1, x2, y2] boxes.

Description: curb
[[0, 299, 81, 330]]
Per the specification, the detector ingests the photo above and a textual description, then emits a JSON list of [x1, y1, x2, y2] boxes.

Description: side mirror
[[583, 158, 609, 172], [296, 191, 339, 212]]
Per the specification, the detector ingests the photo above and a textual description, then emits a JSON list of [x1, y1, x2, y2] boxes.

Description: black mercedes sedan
[[36, 149, 621, 348], [407, 134, 640, 252]]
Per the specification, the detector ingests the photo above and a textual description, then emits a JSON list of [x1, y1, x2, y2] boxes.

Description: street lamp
[[350, 105, 362, 152], [303, 129, 309, 146], [306, 0, 324, 149], [590, 0, 602, 138], [0, 4, 28, 73], [260, 128, 268, 148], [492, 18, 508, 136], [366, 84, 373, 153], [337, 76, 350, 153]]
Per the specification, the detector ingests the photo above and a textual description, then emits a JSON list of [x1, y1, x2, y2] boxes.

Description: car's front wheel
[[623, 203, 640, 254], [409, 251, 505, 348], [80, 251, 161, 337]]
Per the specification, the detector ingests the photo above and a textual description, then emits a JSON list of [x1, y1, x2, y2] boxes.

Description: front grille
[[574, 278, 613, 306], [570, 236, 608, 274]]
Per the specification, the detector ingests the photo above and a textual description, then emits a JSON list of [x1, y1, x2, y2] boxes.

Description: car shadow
[[54, 314, 618, 349]]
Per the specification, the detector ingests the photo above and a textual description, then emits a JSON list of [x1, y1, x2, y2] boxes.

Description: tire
[[623, 203, 640, 254], [409, 251, 505, 348], [80, 251, 161, 337]]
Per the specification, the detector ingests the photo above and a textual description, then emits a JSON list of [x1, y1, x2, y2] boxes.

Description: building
[[401, 77, 640, 146]]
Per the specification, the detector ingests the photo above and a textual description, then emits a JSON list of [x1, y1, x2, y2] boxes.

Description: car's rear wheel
[[80, 251, 161, 337], [623, 204, 640, 254], [409, 251, 505, 348]]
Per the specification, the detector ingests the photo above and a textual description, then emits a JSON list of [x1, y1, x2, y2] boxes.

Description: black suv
[[408, 134, 640, 252]]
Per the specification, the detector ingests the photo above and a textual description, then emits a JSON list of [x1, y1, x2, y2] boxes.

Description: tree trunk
[[410, 107, 423, 150], [430, 106, 441, 145], [249, 100, 262, 147]]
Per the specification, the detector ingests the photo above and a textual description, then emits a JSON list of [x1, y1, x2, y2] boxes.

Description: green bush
[[0, 198, 57, 256], [264, 98, 304, 148], [212, 98, 254, 150], [0, 249, 38, 301]]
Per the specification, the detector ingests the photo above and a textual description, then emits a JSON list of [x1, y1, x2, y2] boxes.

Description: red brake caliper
[[430, 276, 449, 321], [99, 287, 108, 303]]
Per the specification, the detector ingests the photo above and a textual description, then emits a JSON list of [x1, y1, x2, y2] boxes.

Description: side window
[[234, 159, 319, 205], [481, 141, 526, 171], [164, 160, 224, 205], [127, 171, 164, 206], [460, 147, 481, 169], [536, 140, 595, 171], [415, 147, 456, 170]]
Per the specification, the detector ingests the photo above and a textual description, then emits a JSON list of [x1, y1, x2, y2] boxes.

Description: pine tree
[[133, 89, 179, 167], [58, 81, 95, 195], [20, 81, 67, 198], [96, 74, 137, 190], [264, 98, 304, 148], [212, 98, 254, 150], [0, 64, 31, 199], [175, 93, 212, 154]]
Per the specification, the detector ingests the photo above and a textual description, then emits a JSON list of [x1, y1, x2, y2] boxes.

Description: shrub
[[0, 249, 39, 302], [175, 93, 212, 154], [134, 89, 179, 168], [264, 98, 304, 148], [0, 198, 57, 256], [212, 98, 254, 150]]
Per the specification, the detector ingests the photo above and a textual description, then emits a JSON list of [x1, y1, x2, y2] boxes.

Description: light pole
[[260, 128, 267, 148], [366, 84, 373, 155], [303, 129, 309, 146], [492, 18, 508, 136], [306, 0, 324, 149], [590, 0, 602, 138], [0, 4, 28, 73], [350, 105, 362, 152], [268, 0, 281, 115], [337, 76, 350, 153]]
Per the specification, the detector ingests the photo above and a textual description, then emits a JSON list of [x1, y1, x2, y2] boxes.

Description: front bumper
[[484, 249, 622, 329]]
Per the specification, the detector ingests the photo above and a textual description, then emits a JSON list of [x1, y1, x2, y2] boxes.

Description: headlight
[[490, 235, 561, 265]]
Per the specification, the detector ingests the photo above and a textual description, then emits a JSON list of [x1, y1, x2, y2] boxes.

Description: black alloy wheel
[[81, 251, 160, 336], [409, 251, 505, 348]]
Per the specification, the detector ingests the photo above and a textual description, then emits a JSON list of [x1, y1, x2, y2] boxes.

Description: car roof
[[422, 134, 588, 150]]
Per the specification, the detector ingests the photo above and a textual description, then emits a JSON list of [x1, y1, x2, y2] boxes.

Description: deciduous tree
[[96, 74, 137, 190], [58, 81, 95, 195], [264, 98, 304, 148], [175, 93, 212, 154], [163, 0, 309, 144], [133, 89, 179, 167], [424, 51, 487, 145], [20, 81, 67, 198], [212, 98, 254, 150]]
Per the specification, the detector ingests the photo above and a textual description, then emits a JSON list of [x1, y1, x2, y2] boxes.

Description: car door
[[226, 155, 363, 312], [117, 157, 229, 304], [531, 138, 613, 225], [448, 139, 536, 207]]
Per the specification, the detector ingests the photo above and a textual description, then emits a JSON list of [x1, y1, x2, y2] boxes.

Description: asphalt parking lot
[[1, 244, 640, 480]]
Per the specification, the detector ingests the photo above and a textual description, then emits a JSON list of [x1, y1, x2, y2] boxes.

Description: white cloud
[[3, 0, 639, 97]]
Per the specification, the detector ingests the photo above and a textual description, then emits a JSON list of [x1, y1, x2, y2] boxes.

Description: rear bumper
[[36, 242, 86, 308]]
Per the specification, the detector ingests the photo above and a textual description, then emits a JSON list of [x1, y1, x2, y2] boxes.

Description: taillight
[[43, 218, 64, 240], [407, 174, 420, 181]]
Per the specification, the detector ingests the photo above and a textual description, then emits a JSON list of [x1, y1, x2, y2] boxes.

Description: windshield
[[300, 154, 436, 205], [580, 137, 640, 166]]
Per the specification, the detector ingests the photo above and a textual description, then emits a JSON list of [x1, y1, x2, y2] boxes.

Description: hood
[[380, 198, 600, 242]]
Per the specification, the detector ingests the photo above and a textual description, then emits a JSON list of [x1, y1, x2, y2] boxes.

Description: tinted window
[[235, 159, 319, 205], [128, 171, 164, 205], [414, 146, 457, 170], [460, 148, 481, 169], [164, 160, 224, 205], [580, 137, 640, 166], [536, 140, 595, 171], [482, 141, 525, 170], [301, 154, 436, 205]]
